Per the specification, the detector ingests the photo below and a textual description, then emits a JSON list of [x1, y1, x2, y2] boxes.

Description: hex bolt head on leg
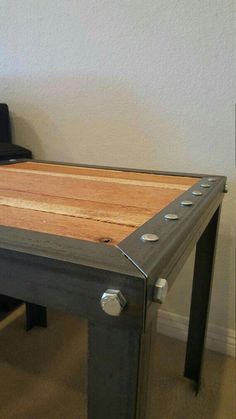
[[100, 289, 127, 316]]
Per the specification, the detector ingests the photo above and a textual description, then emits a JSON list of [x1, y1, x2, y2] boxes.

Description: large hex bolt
[[153, 278, 168, 304], [100, 289, 127, 316]]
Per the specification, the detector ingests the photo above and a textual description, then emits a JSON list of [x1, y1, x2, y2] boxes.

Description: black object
[[0, 103, 12, 143], [0, 103, 32, 160], [0, 159, 226, 418], [0, 143, 32, 161]]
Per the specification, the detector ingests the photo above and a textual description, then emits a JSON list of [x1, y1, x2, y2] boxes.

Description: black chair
[[0, 103, 32, 161], [0, 103, 32, 312]]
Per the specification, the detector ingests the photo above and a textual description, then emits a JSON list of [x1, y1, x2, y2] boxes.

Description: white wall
[[1, 1, 235, 335]]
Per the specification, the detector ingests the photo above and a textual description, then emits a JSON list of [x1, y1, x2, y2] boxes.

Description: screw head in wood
[[164, 213, 179, 220], [192, 190, 203, 196], [181, 200, 193, 206], [100, 289, 127, 316], [141, 233, 159, 242], [99, 237, 112, 244], [200, 183, 210, 188]]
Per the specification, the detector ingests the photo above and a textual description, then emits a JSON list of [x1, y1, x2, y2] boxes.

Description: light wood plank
[[0, 190, 156, 227], [1, 167, 190, 191], [5, 162, 198, 187], [0, 205, 134, 245], [0, 170, 189, 210]]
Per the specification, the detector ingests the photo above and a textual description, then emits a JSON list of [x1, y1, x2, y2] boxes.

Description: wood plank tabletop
[[0, 162, 198, 245]]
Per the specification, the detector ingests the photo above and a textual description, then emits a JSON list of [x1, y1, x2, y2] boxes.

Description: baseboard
[[157, 310, 235, 357]]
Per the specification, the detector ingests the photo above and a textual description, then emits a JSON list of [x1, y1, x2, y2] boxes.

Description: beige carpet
[[0, 306, 235, 419]]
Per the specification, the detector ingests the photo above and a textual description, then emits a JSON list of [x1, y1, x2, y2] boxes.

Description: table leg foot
[[25, 303, 47, 331], [184, 206, 221, 391]]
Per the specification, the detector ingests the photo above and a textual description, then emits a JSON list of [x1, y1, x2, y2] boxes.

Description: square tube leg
[[184, 206, 221, 392], [88, 320, 155, 419], [25, 303, 47, 331]]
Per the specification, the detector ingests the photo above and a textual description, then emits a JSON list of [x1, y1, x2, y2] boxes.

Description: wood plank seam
[[0, 167, 192, 191], [0, 198, 139, 228], [3, 161, 198, 186]]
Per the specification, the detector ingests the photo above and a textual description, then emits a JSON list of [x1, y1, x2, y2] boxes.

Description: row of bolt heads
[[100, 178, 228, 316], [140, 178, 228, 243]]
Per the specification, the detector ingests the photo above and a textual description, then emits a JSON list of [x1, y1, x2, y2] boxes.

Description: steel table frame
[[0, 159, 226, 419]]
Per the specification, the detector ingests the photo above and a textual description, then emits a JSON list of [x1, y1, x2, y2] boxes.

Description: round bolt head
[[153, 278, 168, 304], [101, 289, 127, 316], [192, 190, 203, 196], [207, 177, 217, 182], [9, 159, 16, 162], [224, 184, 228, 193], [164, 213, 179, 220], [200, 183, 210, 188], [141, 233, 159, 242], [181, 200, 193, 206]]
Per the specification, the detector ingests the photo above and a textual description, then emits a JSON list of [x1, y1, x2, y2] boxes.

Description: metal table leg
[[184, 206, 221, 392], [88, 319, 155, 419], [25, 303, 47, 331]]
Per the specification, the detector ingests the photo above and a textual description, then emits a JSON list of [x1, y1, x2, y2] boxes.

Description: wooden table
[[0, 160, 226, 419]]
